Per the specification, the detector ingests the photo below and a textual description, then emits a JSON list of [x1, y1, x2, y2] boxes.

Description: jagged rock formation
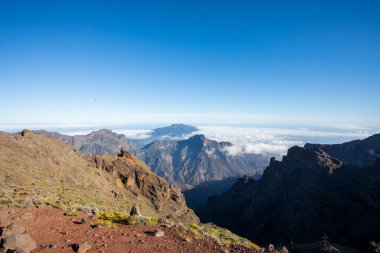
[[305, 133, 380, 167], [141, 134, 268, 187], [0, 131, 198, 223], [200, 143, 380, 251], [33, 129, 139, 156]]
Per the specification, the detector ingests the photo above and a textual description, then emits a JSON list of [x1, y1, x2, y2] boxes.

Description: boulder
[[153, 230, 165, 237], [130, 204, 141, 216], [5, 223, 26, 236], [20, 129, 32, 137], [1, 233, 37, 253]]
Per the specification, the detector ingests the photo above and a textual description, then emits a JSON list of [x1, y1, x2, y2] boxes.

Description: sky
[[0, 0, 380, 131]]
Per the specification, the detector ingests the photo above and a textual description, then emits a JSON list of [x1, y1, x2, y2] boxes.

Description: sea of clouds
[[4, 123, 374, 158], [109, 125, 374, 158]]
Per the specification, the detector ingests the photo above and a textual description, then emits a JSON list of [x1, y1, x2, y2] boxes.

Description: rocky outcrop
[[141, 134, 268, 187], [200, 143, 380, 251], [90, 149, 198, 223]]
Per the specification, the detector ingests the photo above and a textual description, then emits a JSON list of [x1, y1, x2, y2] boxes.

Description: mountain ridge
[[200, 134, 380, 251]]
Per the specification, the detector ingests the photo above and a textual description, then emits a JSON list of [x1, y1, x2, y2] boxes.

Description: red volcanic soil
[[0, 206, 259, 253]]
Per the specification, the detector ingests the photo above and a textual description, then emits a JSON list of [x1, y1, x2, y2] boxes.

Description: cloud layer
[[193, 126, 374, 157]]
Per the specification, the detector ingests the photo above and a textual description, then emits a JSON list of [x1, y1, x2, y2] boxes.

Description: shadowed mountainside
[[200, 142, 380, 251], [304, 133, 380, 167]]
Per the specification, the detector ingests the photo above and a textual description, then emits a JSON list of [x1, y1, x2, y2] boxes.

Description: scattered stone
[[77, 241, 91, 253], [73, 218, 86, 224], [43, 243, 57, 249], [130, 204, 141, 216], [154, 229, 165, 237], [1, 233, 37, 253]]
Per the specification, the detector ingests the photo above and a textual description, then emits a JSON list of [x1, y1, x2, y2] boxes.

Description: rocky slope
[[0, 130, 197, 223], [200, 142, 380, 251], [141, 134, 267, 187], [33, 129, 140, 156], [305, 133, 380, 167]]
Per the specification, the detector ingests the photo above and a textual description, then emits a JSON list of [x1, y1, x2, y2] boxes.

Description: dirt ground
[[0, 206, 259, 253]]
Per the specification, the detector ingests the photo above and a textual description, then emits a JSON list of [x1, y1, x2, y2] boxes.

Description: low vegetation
[[95, 212, 158, 226], [185, 223, 262, 250]]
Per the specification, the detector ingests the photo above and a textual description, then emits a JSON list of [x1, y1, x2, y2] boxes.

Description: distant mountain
[[305, 133, 380, 167], [200, 139, 380, 251], [33, 129, 139, 155], [131, 124, 199, 148], [151, 124, 198, 138], [140, 134, 268, 188], [31, 127, 268, 188]]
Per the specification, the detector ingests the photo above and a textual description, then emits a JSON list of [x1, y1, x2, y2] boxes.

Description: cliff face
[[200, 144, 380, 251], [0, 130, 198, 223]]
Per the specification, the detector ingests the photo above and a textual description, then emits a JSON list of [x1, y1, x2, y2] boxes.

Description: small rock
[[267, 244, 275, 252], [154, 230, 165, 237], [20, 129, 32, 137], [130, 204, 141, 216], [77, 242, 91, 253]]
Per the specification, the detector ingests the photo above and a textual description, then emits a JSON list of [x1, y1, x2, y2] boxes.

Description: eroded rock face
[[90, 149, 199, 224]]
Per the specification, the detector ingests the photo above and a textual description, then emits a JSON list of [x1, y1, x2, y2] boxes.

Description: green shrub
[[96, 212, 129, 223], [91, 220, 116, 228], [126, 215, 138, 225], [64, 211, 78, 216], [141, 217, 158, 226]]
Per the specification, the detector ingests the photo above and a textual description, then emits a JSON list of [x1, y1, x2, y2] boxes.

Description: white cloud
[[113, 129, 152, 140], [194, 126, 375, 157]]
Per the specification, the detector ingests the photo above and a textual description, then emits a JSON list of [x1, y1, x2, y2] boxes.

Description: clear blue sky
[[0, 0, 379, 129]]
